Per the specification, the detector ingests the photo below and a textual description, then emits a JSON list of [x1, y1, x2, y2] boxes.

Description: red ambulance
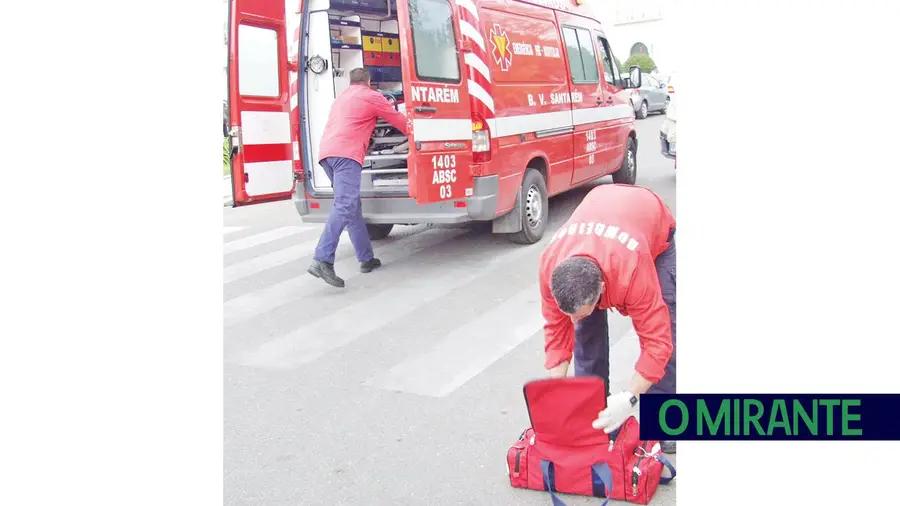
[[226, 0, 642, 244]]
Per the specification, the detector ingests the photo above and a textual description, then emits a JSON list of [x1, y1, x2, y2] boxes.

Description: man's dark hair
[[349, 67, 370, 85], [550, 257, 603, 314]]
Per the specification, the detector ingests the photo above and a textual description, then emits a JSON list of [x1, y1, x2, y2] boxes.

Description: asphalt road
[[224, 113, 676, 506]]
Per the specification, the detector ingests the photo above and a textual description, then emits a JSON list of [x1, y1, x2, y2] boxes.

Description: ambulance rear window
[[237, 25, 280, 97], [408, 0, 461, 83]]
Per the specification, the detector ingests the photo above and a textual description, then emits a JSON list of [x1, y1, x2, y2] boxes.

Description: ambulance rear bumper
[[294, 175, 499, 225]]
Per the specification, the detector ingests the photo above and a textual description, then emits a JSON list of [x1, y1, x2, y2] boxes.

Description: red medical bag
[[506, 377, 675, 505]]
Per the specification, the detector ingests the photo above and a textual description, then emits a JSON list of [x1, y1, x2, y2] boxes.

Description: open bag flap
[[523, 377, 610, 467]]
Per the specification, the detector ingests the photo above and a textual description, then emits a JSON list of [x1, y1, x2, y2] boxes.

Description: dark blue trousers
[[313, 157, 374, 264], [574, 229, 676, 396]]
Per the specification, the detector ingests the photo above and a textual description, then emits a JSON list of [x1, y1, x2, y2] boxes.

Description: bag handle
[[656, 454, 677, 485], [539, 460, 613, 506]]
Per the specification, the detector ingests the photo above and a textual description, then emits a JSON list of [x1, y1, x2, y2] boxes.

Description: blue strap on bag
[[657, 454, 677, 485], [540, 460, 614, 506]]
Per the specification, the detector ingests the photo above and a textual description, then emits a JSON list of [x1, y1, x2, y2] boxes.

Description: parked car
[[655, 72, 677, 95], [630, 74, 670, 119], [660, 94, 676, 162]]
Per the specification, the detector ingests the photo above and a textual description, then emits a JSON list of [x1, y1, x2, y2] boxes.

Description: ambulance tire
[[613, 137, 637, 185], [366, 223, 394, 241], [509, 168, 548, 245]]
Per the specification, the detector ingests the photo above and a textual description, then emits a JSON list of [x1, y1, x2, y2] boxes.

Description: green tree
[[623, 54, 657, 74]]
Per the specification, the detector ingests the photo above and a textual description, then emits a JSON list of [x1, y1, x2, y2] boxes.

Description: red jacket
[[318, 84, 408, 166], [538, 184, 676, 383]]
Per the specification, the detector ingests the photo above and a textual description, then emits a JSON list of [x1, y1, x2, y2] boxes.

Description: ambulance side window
[[562, 26, 600, 84], [408, 0, 461, 83], [595, 34, 620, 87]]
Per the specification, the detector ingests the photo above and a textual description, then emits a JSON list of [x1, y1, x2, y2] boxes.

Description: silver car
[[660, 94, 676, 161], [630, 74, 670, 119]]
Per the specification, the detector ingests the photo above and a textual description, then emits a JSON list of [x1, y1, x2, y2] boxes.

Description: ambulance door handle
[[414, 106, 437, 113]]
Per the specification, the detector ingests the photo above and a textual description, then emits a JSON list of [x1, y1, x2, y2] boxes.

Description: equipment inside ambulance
[[227, 0, 642, 244]]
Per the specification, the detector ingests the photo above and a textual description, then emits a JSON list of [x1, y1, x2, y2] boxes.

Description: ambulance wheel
[[509, 168, 548, 245], [637, 101, 649, 119], [613, 137, 637, 185], [366, 223, 394, 240]]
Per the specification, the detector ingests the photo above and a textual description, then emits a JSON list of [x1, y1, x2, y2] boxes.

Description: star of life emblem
[[490, 24, 513, 72]]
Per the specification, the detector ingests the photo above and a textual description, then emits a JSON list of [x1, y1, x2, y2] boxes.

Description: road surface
[[224, 113, 676, 505]]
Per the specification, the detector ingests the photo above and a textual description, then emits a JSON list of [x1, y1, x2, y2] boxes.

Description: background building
[[587, 0, 675, 74]]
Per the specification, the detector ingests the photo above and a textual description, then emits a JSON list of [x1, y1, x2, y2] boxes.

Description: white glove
[[592, 391, 636, 433]]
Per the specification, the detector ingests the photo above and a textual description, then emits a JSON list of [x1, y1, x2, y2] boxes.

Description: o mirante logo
[[637, 394, 900, 441], [659, 398, 862, 437]]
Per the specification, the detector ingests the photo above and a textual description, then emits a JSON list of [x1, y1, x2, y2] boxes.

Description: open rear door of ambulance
[[227, 0, 294, 206], [396, 0, 475, 205]]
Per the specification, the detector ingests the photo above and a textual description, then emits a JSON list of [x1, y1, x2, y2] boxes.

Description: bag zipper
[[631, 441, 650, 497], [514, 449, 522, 474]]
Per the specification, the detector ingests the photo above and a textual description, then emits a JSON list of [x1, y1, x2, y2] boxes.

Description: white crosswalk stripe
[[223, 227, 469, 326], [223, 232, 349, 284], [363, 284, 545, 397], [364, 291, 641, 398], [224, 221, 643, 399], [223, 226, 246, 236], [223, 225, 314, 255], [233, 235, 538, 370], [607, 329, 641, 391]]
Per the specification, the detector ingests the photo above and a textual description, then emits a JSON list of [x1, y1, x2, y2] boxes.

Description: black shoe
[[360, 257, 382, 273], [660, 440, 676, 454], [307, 259, 345, 288]]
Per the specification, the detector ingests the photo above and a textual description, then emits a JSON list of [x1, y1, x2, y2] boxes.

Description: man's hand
[[548, 361, 569, 378], [592, 391, 636, 433]]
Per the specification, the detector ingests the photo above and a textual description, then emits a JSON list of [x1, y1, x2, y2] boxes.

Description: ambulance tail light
[[472, 116, 492, 164]]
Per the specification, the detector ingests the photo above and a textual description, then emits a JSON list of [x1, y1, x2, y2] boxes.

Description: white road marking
[[607, 329, 640, 390], [234, 240, 538, 370], [366, 303, 641, 398], [223, 226, 246, 236], [223, 232, 347, 285], [223, 226, 313, 255], [223, 228, 468, 326], [364, 284, 544, 397]]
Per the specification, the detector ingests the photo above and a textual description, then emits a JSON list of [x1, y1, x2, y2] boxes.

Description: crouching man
[[538, 184, 677, 453]]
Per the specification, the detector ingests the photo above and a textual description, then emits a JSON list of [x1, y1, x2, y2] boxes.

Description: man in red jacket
[[538, 184, 677, 453], [307, 68, 408, 288]]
